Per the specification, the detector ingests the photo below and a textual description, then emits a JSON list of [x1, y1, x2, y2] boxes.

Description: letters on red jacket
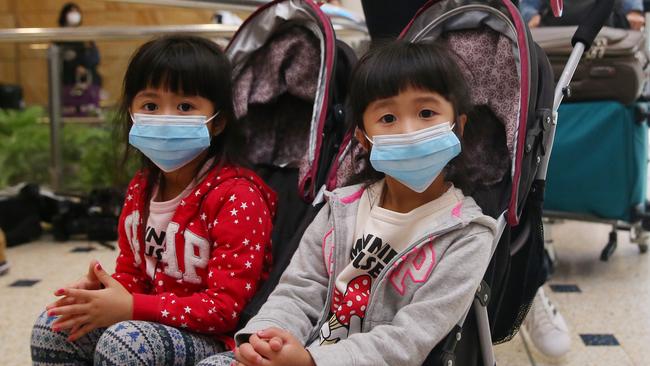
[[112, 165, 277, 349]]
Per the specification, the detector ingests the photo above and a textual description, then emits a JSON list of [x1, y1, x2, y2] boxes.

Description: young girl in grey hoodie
[[199, 40, 498, 366]]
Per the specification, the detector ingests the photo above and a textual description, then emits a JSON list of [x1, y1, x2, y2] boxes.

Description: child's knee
[[31, 310, 58, 343], [95, 320, 151, 354], [196, 351, 236, 366], [97, 320, 139, 346]]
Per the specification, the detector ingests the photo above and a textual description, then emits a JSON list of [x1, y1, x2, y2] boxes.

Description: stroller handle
[[571, 0, 615, 50]]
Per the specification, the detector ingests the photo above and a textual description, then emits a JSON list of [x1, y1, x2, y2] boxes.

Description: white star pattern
[[126, 194, 133, 201], [195, 189, 201, 196], [180, 200, 186, 206], [116, 179, 275, 334]]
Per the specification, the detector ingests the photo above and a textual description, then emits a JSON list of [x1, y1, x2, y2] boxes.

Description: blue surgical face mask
[[365, 122, 461, 193], [129, 112, 219, 173]]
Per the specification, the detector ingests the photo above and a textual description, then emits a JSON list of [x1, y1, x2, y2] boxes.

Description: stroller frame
[[481, 2, 616, 365], [397, 0, 616, 365]]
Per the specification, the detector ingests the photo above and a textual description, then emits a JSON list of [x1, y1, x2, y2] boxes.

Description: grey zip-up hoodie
[[236, 183, 497, 366]]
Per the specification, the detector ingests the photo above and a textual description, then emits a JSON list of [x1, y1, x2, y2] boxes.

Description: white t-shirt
[[318, 180, 464, 345]]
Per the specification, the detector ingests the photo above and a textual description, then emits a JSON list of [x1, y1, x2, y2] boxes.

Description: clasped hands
[[234, 327, 316, 366]]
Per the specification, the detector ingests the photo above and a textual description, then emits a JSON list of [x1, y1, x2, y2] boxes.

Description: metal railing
[[0, 24, 239, 190], [0, 10, 367, 190]]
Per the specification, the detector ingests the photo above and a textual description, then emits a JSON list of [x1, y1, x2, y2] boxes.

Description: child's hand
[[48, 262, 133, 342], [46, 259, 103, 311], [235, 331, 285, 365], [235, 327, 314, 366]]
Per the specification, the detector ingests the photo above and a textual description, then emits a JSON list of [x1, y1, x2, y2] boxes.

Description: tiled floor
[[1, 218, 648, 365]]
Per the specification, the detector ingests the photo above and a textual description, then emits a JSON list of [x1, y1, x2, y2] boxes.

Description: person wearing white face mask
[[57, 2, 102, 96]]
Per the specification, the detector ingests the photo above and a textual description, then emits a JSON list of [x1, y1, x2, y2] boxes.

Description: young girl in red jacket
[[31, 35, 277, 366]]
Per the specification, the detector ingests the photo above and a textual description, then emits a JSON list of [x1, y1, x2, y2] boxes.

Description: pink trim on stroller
[[226, 0, 336, 202]]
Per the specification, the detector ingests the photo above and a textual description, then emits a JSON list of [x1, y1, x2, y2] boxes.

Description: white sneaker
[[522, 287, 571, 359]]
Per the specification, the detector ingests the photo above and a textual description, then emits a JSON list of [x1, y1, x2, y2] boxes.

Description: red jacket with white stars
[[112, 165, 277, 350]]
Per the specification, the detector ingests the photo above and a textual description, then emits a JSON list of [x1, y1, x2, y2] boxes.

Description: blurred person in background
[[58, 2, 102, 89]]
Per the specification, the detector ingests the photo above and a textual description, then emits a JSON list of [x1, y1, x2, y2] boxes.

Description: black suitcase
[[532, 26, 648, 105]]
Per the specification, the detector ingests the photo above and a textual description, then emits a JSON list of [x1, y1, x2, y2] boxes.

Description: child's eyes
[[379, 114, 397, 123], [177, 103, 194, 112], [143, 103, 157, 112], [419, 109, 436, 119]]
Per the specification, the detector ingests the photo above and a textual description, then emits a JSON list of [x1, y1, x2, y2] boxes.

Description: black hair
[[117, 35, 246, 200], [58, 2, 81, 27], [346, 40, 474, 192]]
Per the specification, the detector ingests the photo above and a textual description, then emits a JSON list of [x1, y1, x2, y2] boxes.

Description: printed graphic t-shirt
[[143, 182, 197, 279], [318, 180, 463, 345]]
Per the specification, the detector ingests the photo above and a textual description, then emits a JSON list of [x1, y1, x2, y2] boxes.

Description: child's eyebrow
[[413, 96, 442, 105], [370, 98, 396, 109], [135, 91, 159, 98]]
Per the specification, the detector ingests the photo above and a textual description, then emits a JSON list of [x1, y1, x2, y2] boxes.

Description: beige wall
[[0, 0, 241, 106]]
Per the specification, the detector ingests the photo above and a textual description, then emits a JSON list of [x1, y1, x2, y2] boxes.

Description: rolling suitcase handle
[[571, 0, 616, 50], [538, 0, 616, 182]]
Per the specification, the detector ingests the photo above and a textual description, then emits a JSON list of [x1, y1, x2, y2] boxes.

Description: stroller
[[228, 0, 614, 364], [224, 0, 358, 327]]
